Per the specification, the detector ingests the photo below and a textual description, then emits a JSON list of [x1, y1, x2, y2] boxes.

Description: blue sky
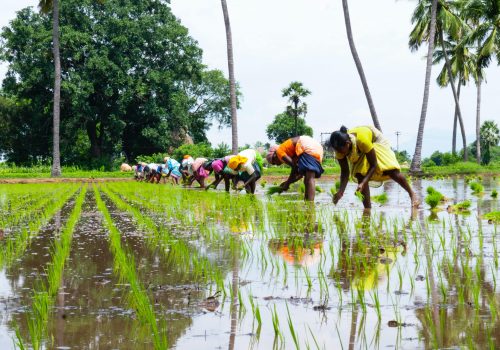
[[2, 0, 499, 157]]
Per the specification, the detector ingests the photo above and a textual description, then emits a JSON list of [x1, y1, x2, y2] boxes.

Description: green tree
[[281, 81, 311, 137], [266, 112, 313, 144], [38, 0, 61, 176], [410, 0, 468, 162], [480, 120, 500, 165], [1, 1, 232, 167], [409, 0, 440, 173], [341, 0, 382, 131], [220, 0, 239, 154]]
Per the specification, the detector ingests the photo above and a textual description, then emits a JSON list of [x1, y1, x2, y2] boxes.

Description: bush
[[171, 143, 214, 161], [424, 151, 461, 167]]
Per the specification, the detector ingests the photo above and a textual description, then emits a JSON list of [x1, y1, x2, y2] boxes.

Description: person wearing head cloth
[[142, 162, 159, 183], [134, 162, 146, 181], [162, 156, 182, 185], [205, 155, 236, 192], [329, 125, 418, 209], [186, 157, 211, 188], [266, 135, 324, 201], [180, 155, 194, 183], [228, 149, 263, 194]]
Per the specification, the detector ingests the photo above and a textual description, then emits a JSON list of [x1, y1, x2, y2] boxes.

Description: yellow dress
[[336, 126, 400, 185]]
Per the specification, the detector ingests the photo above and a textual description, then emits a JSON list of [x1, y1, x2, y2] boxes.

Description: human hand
[[280, 182, 289, 192], [356, 182, 366, 193]]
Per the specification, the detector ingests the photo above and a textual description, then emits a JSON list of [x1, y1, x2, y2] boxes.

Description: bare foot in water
[[411, 196, 421, 208]]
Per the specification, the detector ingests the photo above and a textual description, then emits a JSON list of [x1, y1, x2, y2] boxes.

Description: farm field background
[[0, 176, 498, 349]]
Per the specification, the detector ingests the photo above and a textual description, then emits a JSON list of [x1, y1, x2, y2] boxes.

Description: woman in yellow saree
[[330, 125, 419, 209]]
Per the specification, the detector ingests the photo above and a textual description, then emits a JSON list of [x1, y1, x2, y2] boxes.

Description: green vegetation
[[372, 192, 388, 205], [425, 186, 444, 210], [484, 211, 500, 223], [470, 182, 484, 195]]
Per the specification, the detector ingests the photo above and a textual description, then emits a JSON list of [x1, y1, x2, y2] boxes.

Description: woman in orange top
[[266, 135, 324, 201]]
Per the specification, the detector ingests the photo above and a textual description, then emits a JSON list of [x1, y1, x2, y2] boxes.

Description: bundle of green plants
[[470, 182, 484, 195], [260, 180, 267, 188], [484, 211, 500, 224], [355, 191, 365, 202], [492, 189, 498, 198], [448, 200, 472, 213], [425, 186, 443, 210], [266, 186, 283, 196], [372, 192, 388, 205]]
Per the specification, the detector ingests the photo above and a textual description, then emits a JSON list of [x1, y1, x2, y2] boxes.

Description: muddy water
[[0, 176, 498, 349]]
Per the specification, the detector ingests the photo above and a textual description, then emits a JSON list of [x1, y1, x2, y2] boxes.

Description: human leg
[[385, 169, 419, 207], [355, 174, 371, 209], [304, 170, 316, 201]]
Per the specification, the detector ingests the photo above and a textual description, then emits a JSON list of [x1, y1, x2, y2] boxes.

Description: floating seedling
[[470, 181, 484, 195], [372, 192, 388, 205]]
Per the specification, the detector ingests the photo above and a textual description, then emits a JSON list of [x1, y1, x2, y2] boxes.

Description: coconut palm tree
[[341, 0, 382, 131], [39, 0, 61, 176], [479, 120, 500, 164], [463, 0, 499, 163], [220, 0, 238, 154], [433, 34, 475, 157], [281, 81, 311, 136], [410, 0, 439, 174], [410, 0, 468, 162]]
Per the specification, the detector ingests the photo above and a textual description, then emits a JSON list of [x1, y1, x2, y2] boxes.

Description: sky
[[1, 0, 499, 157]]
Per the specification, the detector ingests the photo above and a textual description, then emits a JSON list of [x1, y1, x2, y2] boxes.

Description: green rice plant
[[355, 191, 365, 202], [94, 185, 168, 349], [285, 302, 300, 350], [425, 188, 443, 210], [19, 186, 87, 350], [492, 189, 498, 198], [271, 304, 282, 341], [261, 180, 267, 188], [266, 185, 283, 196], [484, 211, 500, 223], [315, 185, 323, 193], [371, 192, 388, 205], [470, 181, 484, 195], [448, 200, 472, 213]]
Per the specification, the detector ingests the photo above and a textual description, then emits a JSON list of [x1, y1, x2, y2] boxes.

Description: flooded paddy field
[[0, 176, 498, 349]]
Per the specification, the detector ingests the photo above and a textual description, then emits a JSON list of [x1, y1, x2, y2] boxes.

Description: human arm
[[333, 157, 350, 204]]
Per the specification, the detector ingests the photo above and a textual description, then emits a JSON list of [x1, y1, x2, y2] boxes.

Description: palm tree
[[39, 0, 61, 176], [410, 0, 439, 174], [220, 0, 238, 154], [433, 35, 475, 157], [282, 82, 311, 136], [410, 0, 468, 162], [463, 0, 500, 164], [341, 0, 382, 131], [479, 120, 500, 165]]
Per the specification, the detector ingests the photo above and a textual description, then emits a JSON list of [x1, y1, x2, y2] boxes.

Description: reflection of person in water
[[268, 235, 323, 267], [330, 237, 404, 291]]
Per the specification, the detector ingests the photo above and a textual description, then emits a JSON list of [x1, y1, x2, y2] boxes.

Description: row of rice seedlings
[[0, 184, 80, 269], [93, 185, 168, 349], [0, 184, 73, 229], [15, 185, 87, 350], [99, 184, 223, 289]]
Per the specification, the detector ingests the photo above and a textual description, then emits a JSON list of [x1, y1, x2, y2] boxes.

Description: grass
[[470, 181, 484, 195], [425, 186, 444, 210]]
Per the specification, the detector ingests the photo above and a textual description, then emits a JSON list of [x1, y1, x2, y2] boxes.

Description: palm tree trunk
[[410, 0, 438, 173], [221, 0, 238, 154], [475, 80, 481, 164], [51, 0, 61, 177], [439, 30, 467, 161], [451, 80, 460, 155], [341, 0, 381, 132], [294, 100, 298, 136]]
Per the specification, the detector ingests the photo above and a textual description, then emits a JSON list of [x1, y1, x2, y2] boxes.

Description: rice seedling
[[355, 191, 365, 202], [425, 187, 443, 210], [94, 185, 168, 349], [492, 189, 498, 198], [371, 192, 388, 205], [470, 181, 484, 195], [266, 185, 283, 196], [484, 211, 500, 224], [286, 302, 300, 350]]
